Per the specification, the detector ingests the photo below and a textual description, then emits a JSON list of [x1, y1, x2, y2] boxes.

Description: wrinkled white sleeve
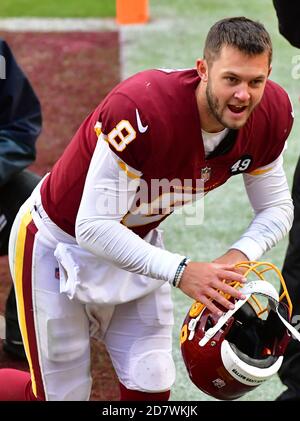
[[75, 136, 185, 283], [230, 153, 294, 260]]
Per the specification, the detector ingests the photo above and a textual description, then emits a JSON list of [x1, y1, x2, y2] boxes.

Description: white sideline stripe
[[0, 315, 5, 340], [0, 17, 118, 31]]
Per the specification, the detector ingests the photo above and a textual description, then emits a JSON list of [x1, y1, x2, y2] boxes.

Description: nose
[[233, 85, 250, 103]]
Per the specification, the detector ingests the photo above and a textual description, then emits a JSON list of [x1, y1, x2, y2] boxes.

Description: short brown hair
[[204, 17, 272, 65]]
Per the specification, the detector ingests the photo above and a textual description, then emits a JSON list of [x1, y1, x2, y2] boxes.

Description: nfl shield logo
[[201, 166, 211, 182]]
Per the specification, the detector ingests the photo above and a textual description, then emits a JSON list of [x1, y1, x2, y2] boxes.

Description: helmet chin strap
[[199, 280, 300, 347], [269, 300, 300, 342]]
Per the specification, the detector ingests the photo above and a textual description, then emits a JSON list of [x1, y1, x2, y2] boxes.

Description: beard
[[206, 81, 225, 127], [205, 81, 251, 130]]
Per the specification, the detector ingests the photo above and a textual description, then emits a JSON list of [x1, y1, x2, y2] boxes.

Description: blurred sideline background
[[1, 0, 299, 401]]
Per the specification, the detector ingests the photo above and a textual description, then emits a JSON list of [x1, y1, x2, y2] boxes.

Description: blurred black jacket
[[273, 0, 300, 48], [0, 39, 42, 187]]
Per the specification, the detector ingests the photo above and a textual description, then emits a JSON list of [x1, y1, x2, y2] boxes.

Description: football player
[[273, 0, 300, 402], [0, 17, 294, 401]]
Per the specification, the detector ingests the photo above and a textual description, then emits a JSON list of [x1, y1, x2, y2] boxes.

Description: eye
[[225, 76, 238, 84], [250, 79, 264, 87]]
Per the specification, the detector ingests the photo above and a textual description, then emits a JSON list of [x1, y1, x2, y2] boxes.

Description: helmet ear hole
[[204, 315, 215, 331]]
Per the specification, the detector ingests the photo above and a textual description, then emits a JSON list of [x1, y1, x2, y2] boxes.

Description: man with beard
[[0, 17, 294, 401]]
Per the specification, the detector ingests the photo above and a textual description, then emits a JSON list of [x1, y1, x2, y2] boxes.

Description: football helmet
[[180, 261, 300, 400]]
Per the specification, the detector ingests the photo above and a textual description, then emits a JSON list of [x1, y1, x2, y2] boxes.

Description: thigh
[[103, 280, 175, 392], [9, 208, 92, 401]]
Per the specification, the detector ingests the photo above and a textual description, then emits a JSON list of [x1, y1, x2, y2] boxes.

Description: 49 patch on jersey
[[230, 155, 253, 175]]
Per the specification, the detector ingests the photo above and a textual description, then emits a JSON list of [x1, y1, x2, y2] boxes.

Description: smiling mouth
[[227, 104, 247, 114]]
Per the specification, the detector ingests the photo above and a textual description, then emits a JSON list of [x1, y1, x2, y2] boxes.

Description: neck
[[196, 82, 225, 133]]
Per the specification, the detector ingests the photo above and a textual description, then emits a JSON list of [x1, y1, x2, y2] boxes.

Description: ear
[[196, 59, 208, 82]]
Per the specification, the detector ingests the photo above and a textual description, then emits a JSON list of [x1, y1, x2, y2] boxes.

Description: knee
[[127, 350, 176, 393]]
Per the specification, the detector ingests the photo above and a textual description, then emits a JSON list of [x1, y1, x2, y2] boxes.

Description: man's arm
[[76, 137, 246, 314], [0, 39, 42, 187], [75, 137, 185, 282], [228, 154, 293, 260], [273, 0, 300, 47]]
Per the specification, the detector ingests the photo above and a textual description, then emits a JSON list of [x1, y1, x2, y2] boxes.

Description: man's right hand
[[178, 261, 247, 315]]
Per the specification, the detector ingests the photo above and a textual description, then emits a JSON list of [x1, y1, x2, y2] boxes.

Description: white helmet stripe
[[198, 295, 249, 347]]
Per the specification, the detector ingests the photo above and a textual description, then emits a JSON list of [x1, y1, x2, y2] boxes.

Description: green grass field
[[1, 0, 299, 402], [0, 0, 115, 17]]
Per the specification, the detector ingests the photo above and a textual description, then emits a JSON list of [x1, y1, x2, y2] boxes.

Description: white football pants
[[8, 192, 175, 401]]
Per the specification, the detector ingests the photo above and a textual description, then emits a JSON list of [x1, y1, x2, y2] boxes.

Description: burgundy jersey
[[41, 69, 293, 238]]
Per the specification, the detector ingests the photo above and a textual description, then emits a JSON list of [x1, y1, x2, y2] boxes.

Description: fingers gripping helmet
[[180, 261, 300, 400]]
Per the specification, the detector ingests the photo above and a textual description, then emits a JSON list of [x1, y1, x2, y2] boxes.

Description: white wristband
[[172, 258, 191, 288]]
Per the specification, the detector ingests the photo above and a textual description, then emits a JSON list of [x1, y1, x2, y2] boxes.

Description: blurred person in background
[[273, 0, 300, 401], [0, 38, 42, 360]]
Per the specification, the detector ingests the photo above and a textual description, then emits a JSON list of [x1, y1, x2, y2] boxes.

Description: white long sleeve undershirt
[[75, 138, 185, 283], [230, 153, 293, 260], [76, 136, 293, 282]]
